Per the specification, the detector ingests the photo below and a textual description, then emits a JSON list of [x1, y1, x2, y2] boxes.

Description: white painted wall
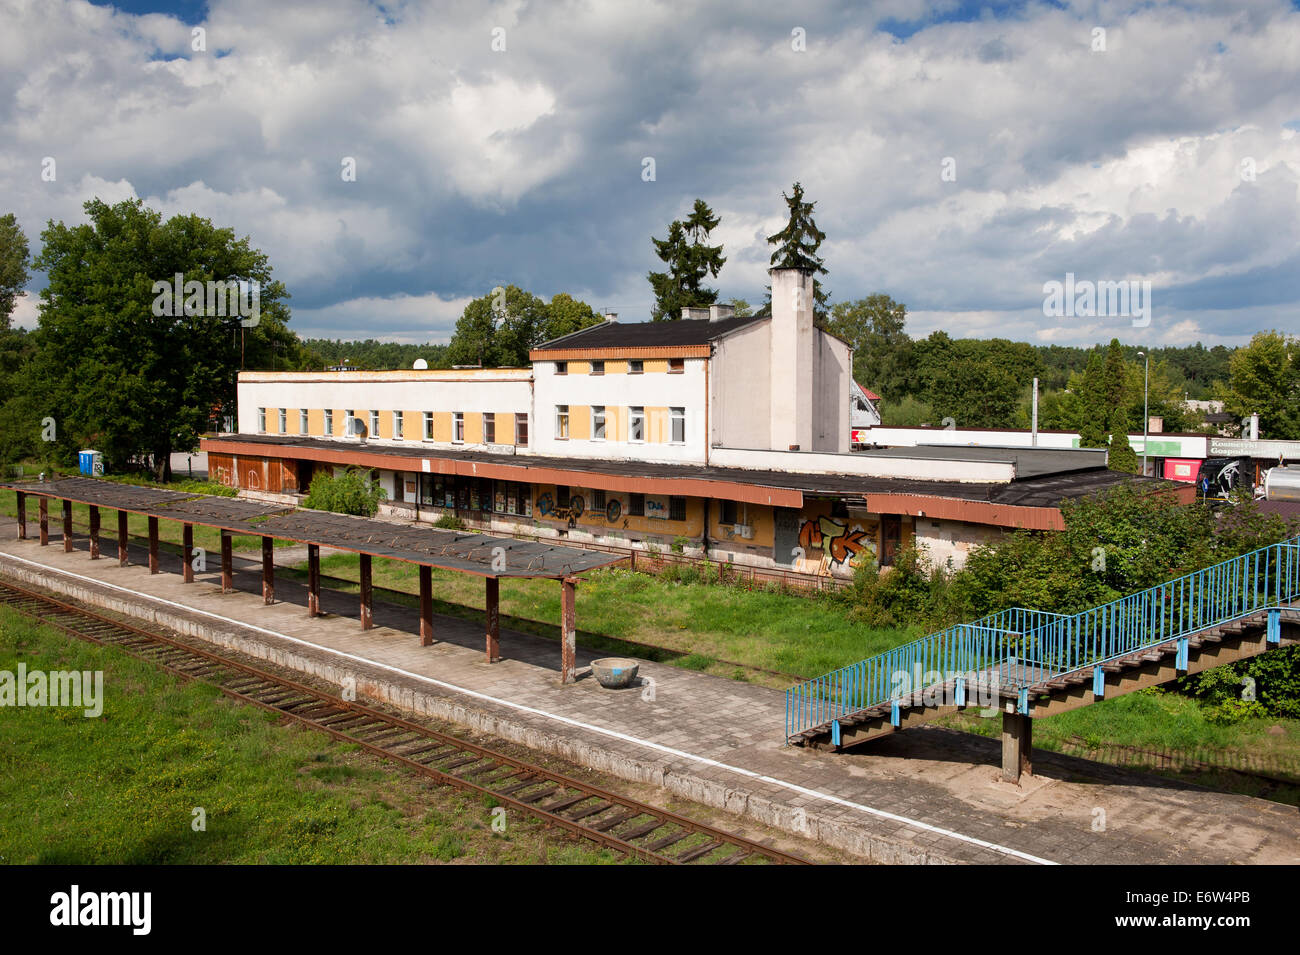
[[711, 321, 772, 451], [236, 370, 532, 439], [861, 426, 1208, 459], [530, 357, 708, 463], [708, 446, 1017, 482]]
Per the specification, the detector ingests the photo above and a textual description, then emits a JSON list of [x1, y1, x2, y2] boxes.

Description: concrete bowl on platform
[[590, 657, 640, 689]]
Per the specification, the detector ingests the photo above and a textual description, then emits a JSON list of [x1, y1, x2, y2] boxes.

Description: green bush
[[432, 513, 466, 530], [303, 468, 386, 517]]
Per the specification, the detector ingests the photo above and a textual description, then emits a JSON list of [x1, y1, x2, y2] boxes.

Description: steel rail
[[0, 577, 808, 866]]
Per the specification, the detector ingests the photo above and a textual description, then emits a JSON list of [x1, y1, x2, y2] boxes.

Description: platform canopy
[[2, 476, 621, 579]]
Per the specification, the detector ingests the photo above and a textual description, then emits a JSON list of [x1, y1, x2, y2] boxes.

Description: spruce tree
[[647, 199, 726, 321], [766, 181, 830, 321]]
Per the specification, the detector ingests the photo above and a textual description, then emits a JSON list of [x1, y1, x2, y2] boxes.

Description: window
[[483, 412, 495, 444], [556, 485, 570, 509], [278, 408, 286, 434], [669, 496, 686, 522], [629, 493, 645, 517], [629, 406, 645, 442], [453, 411, 465, 443], [423, 411, 433, 440], [370, 410, 379, 436], [516, 413, 529, 446], [591, 405, 606, 441], [720, 500, 739, 525], [590, 360, 605, 376], [257, 408, 266, 432], [555, 405, 570, 439], [670, 407, 685, 443], [668, 357, 685, 374], [628, 359, 644, 375], [323, 409, 333, 434], [393, 410, 403, 440], [592, 489, 606, 512], [555, 361, 568, 375], [344, 409, 355, 436], [299, 409, 308, 434]]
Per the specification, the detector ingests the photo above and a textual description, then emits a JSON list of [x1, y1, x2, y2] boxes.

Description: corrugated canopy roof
[[4, 476, 621, 578]]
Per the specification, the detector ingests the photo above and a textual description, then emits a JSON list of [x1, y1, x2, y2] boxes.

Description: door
[[773, 507, 800, 566], [880, 515, 901, 567]]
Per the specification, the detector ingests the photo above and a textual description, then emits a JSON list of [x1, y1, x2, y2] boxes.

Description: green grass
[[940, 689, 1300, 803], [284, 554, 918, 686], [0, 606, 627, 864]]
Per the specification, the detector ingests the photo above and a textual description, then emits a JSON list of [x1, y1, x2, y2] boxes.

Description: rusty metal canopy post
[[117, 510, 129, 566], [359, 553, 373, 630], [261, 536, 274, 604], [88, 505, 100, 559], [221, 531, 233, 593], [62, 499, 73, 553], [307, 543, 320, 616], [182, 523, 194, 583], [419, 564, 433, 646], [560, 576, 577, 683], [148, 516, 159, 573], [15, 491, 25, 540], [38, 497, 48, 546], [485, 577, 500, 663]]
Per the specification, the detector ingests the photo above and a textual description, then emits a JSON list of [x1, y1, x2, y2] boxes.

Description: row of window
[[555, 358, 684, 376], [554, 405, 686, 443], [416, 475, 688, 523], [256, 408, 529, 446]]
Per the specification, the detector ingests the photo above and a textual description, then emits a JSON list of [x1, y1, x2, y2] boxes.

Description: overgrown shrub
[[432, 513, 465, 530], [303, 467, 386, 517]]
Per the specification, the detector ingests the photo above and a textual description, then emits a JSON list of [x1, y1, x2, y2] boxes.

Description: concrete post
[[38, 497, 48, 546], [221, 531, 233, 593], [62, 499, 73, 553], [560, 576, 577, 683], [306, 543, 320, 616], [88, 505, 100, 559], [182, 523, 194, 583], [359, 553, 373, 630], [15, 491, 25, 540], [485, 576, 500, 663], [148, 516, 159, 573], [419, 564, 433, 646], [1001, 710, 1033, 784], [118, 510, 129, 566], [261, 536, 274, 604]]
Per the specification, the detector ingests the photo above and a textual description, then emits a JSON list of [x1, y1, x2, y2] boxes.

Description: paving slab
[[0, 521, 1296, 865]]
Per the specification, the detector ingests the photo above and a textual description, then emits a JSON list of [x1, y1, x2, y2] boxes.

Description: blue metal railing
[[785, 537, 1300, 741]]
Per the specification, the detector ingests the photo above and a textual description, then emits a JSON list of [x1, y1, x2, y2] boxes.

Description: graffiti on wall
[[798, 515, 872, 567], [536, 492, 585, 527], [605, 498, 622, 522]]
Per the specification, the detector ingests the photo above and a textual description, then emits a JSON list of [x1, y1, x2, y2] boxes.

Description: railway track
[[0, 578, 809, 865]]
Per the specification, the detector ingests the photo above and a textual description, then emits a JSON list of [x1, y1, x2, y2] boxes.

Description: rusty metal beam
[[15, 491, 25, 540], [182, 523, 194, 583], [307, 543, 320, 616], [561, 576, 577, 683], [118, 509, 129, 566], [62, 499, 73, 553], [261, 536, 274, 604], [38, 497, 48, 546], [88, 505, 100, 559], [419, 564, 433, 646], [359, 553, 373, 630], [221, 531, 233, 593], [486, 576, 500, 663], [148, 516, 159, 573]]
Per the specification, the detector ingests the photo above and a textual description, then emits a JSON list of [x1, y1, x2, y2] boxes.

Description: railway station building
[[202, 269, 1186, 577]]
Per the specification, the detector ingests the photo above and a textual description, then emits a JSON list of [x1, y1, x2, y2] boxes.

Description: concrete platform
[[1, 521, 1297, 865]]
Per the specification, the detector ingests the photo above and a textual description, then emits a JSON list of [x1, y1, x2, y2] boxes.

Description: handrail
[[786, 537, 1300, 740]]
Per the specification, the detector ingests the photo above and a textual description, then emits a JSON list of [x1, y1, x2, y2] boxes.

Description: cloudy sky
[[3, 0, 1299, 348]]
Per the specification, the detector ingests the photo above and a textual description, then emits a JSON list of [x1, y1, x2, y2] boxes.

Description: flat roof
[[4, 476, 621, 579], [202, 433, 1172, 510], [858, 444, 1108, 479]]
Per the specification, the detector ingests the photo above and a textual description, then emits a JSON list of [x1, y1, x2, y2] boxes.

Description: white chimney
[[709, 304, 735, 322], [769, 267, 814, 451], [681, 306, 711, 320], [603, 311, 618, 323]]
